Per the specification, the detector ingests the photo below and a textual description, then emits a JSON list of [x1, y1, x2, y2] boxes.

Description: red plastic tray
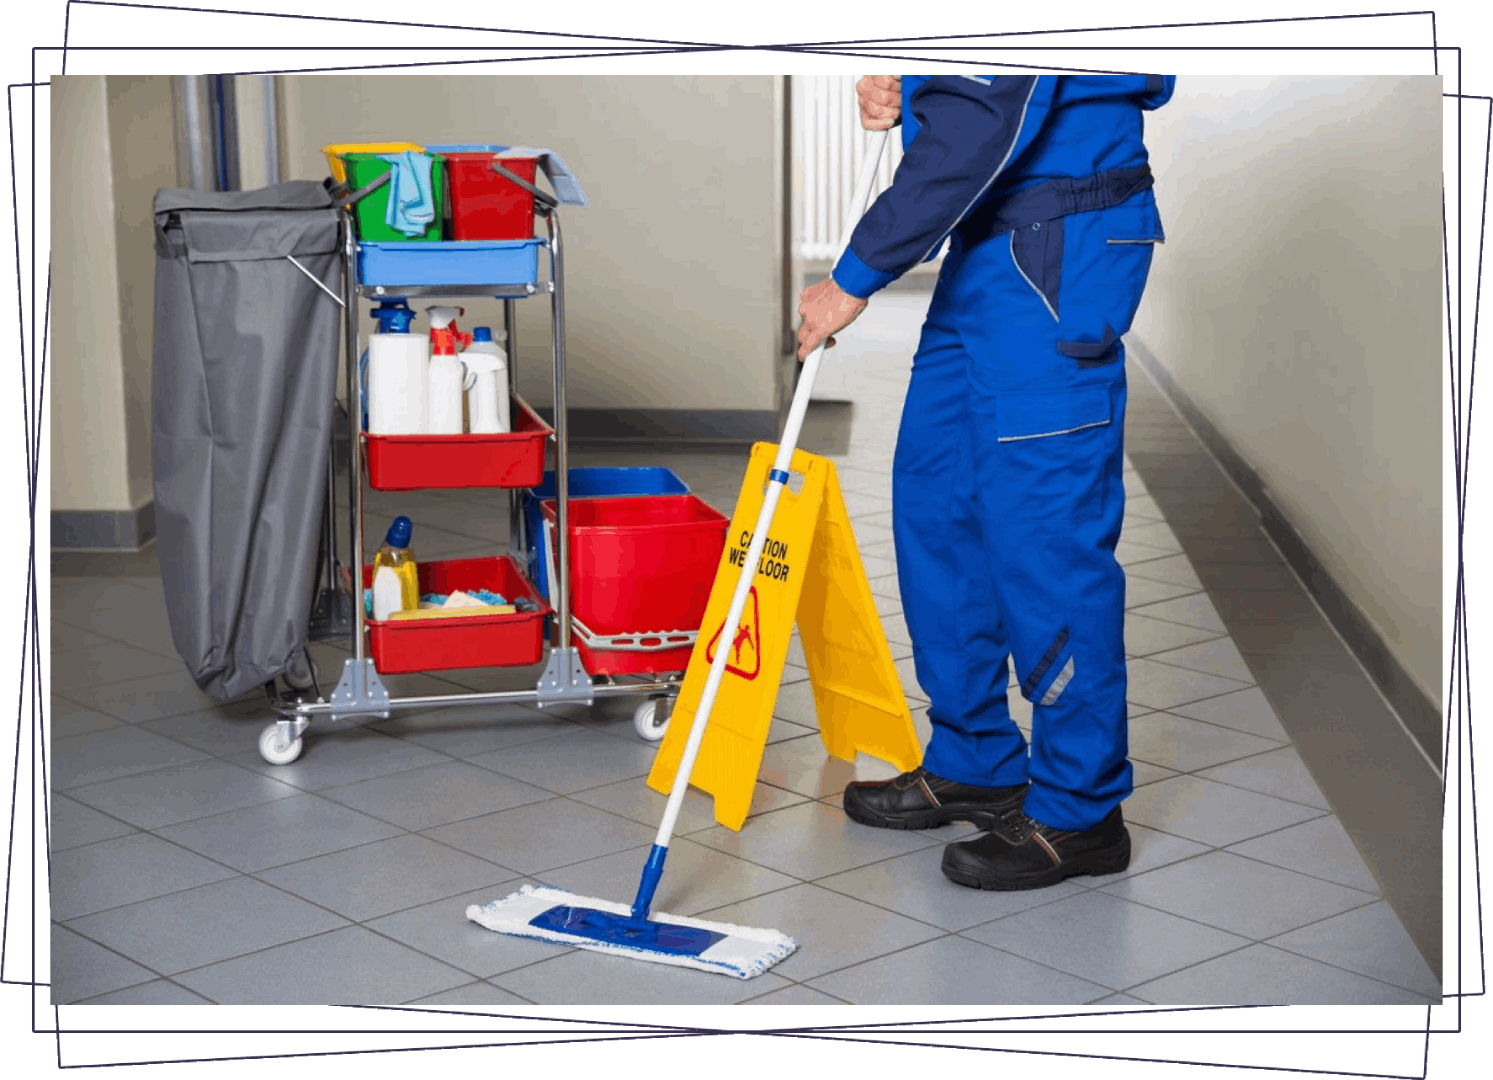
[[443, 152, 538, 241], [362, 555, 549, 674], [542, 494, 728, 676], [363, 396, 551, 491]]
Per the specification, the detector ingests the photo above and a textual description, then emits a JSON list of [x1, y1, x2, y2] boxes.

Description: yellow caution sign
[[647, 443, 922, 830]]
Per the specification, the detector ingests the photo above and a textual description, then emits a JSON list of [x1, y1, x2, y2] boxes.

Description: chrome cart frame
[[260, 190, 679, 765]]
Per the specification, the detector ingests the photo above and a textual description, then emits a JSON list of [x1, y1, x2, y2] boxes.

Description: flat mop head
[[466, 885, 797, 980]]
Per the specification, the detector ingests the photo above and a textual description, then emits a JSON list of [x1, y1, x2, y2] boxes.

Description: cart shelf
[[363, 394, 552, 491], [358, 237, 546, 289]]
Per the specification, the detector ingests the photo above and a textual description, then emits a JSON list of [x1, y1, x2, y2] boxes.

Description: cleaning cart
[[257, 145, 713, 764]]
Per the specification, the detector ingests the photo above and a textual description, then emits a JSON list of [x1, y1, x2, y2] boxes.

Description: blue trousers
[[892, 191, 1159, 832]]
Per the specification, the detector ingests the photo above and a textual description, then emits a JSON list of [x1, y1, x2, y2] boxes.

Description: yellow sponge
[[386, 605, 515, 621]]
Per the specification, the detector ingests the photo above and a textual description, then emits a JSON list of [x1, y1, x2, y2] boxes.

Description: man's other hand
[[856, 75, 901, 130], [798, 277, 868, 361]]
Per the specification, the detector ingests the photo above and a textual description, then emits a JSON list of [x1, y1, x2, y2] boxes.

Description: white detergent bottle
[[425, 306, 471, 434], [367, 311, 427, 435], [359, 299, 416, 431], [463, 326, 511, 433]]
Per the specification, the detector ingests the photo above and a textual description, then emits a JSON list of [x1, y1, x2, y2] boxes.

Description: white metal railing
[[795, 74, 908, 261]]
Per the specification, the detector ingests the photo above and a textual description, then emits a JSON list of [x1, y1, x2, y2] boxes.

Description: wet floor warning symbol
[[704, 587, 761, 680]]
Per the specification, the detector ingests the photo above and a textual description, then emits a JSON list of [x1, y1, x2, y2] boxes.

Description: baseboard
[[530, 407, 779, 444], [1128, 342, 1442, 765], [51, 502, 156, 552]]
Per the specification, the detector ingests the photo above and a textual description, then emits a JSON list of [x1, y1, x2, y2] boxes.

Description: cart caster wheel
[[283, 653, 318, 692], [259, 723, 304, 765], [633, 697, 672, 742]]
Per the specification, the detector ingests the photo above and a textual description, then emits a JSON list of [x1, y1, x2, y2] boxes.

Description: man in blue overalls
[[798, 73, 1175, 891]]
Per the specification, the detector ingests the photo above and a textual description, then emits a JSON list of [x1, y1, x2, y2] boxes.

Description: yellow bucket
[[321, 142, 426, 185]]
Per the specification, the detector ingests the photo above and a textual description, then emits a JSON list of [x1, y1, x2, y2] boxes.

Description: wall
[[277, 74, 787, 429], [50, 75, 179, 546], [1131, 75, 1443, 711]]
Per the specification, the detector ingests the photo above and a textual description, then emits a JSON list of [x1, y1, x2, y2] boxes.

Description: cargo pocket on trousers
[[1056, 198, 1164, 367], [993, 387, 1114, 522]]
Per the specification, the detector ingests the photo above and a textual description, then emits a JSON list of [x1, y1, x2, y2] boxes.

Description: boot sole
[[941, 832, 1132, 891]]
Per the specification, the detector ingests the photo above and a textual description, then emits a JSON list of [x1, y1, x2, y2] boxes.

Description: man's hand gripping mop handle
[[630, 128, 890, 922]]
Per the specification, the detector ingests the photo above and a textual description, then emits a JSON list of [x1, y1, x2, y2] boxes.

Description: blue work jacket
[[833, 74, 1176, 299]]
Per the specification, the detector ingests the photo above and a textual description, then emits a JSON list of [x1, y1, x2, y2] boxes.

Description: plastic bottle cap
[[472, 327, 493, 343], [385, 515, 413, 548]]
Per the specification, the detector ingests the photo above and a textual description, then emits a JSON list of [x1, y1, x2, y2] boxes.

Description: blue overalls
[[833, 75, 1175, 832]]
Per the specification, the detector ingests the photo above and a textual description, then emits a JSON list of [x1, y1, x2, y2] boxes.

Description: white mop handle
[[652, 128, 890, 849], [774, 131, 889, 474]]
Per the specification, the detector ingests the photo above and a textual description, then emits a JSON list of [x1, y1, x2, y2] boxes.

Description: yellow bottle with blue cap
[[371, 516, 419, 619]]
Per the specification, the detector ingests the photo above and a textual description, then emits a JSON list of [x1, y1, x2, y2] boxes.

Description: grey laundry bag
[[151, 181, 344, 700]]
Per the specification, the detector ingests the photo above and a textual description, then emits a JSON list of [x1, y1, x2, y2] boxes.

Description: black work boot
[[843, 767, 1028, 831], [941, 805, 1131, 890]]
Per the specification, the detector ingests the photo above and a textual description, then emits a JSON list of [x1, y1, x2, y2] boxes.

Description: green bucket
[[343, 152, 447, 243]]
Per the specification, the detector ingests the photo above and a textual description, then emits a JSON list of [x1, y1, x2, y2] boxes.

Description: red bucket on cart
[[541, 494, 728, 676], [362, 555, 549, 674], [441, 151, 540, 241]]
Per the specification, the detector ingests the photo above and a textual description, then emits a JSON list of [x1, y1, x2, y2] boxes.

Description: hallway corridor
[[48, 293, 1442, 1007]]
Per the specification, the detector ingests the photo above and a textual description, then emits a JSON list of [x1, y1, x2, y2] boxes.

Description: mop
[[467, 128, 891, 979]]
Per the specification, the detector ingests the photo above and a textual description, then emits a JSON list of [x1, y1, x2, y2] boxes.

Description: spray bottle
[[426, 305, 472, 434], [365, 300, 428, 434], [462, 327, 511, 433]]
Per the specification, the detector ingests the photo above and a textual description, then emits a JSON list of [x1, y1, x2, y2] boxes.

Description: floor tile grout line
[[46, 793, 149, 854], [1118, 926, 1436, 1005], [805, 863, 1087, 939], [99, 923, 389, 995], [1111, 938, 1263, 1000], [55, 835, 405, 933], [1083, 840, 1390, 945], [49, 925, 175, 1005], [69, 973, 214, 1006], [1130, 706, 1290, 746], [1171, 752, 1339, 812], [399, 976, 538, 1009], [779, 930, 1017, 1000], [1254, 919, 1443, 998], [1123, 632, 1235, 661], [891, 927, 1131, 999], [1121, 808, 1337, 857], [1123, 679, 1277, 720], [1217, 846, 1386, 900]]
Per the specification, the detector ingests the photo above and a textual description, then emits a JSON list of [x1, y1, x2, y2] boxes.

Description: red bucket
[[542, 494, 728, 675], [443, 153, 539, 241]]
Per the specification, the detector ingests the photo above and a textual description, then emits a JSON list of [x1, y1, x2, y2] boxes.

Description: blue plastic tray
[[524, 467, 691, 601], [358, 238, 544, 287]]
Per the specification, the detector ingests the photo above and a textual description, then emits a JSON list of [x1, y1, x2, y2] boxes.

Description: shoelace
[[993, 806, 1039, 843]]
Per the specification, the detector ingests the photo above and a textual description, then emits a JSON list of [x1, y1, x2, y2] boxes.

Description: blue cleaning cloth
[[377, 151, 436, 236], [368, 590, 518, 618], [418, 590, 511, 607]]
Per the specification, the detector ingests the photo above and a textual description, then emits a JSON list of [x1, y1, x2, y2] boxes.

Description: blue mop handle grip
[[630, 844, 669, 921], [645, 129, 891, 873]]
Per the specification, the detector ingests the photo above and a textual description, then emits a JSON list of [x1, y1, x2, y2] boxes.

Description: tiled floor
[[48, 293, 1441, 1007]]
